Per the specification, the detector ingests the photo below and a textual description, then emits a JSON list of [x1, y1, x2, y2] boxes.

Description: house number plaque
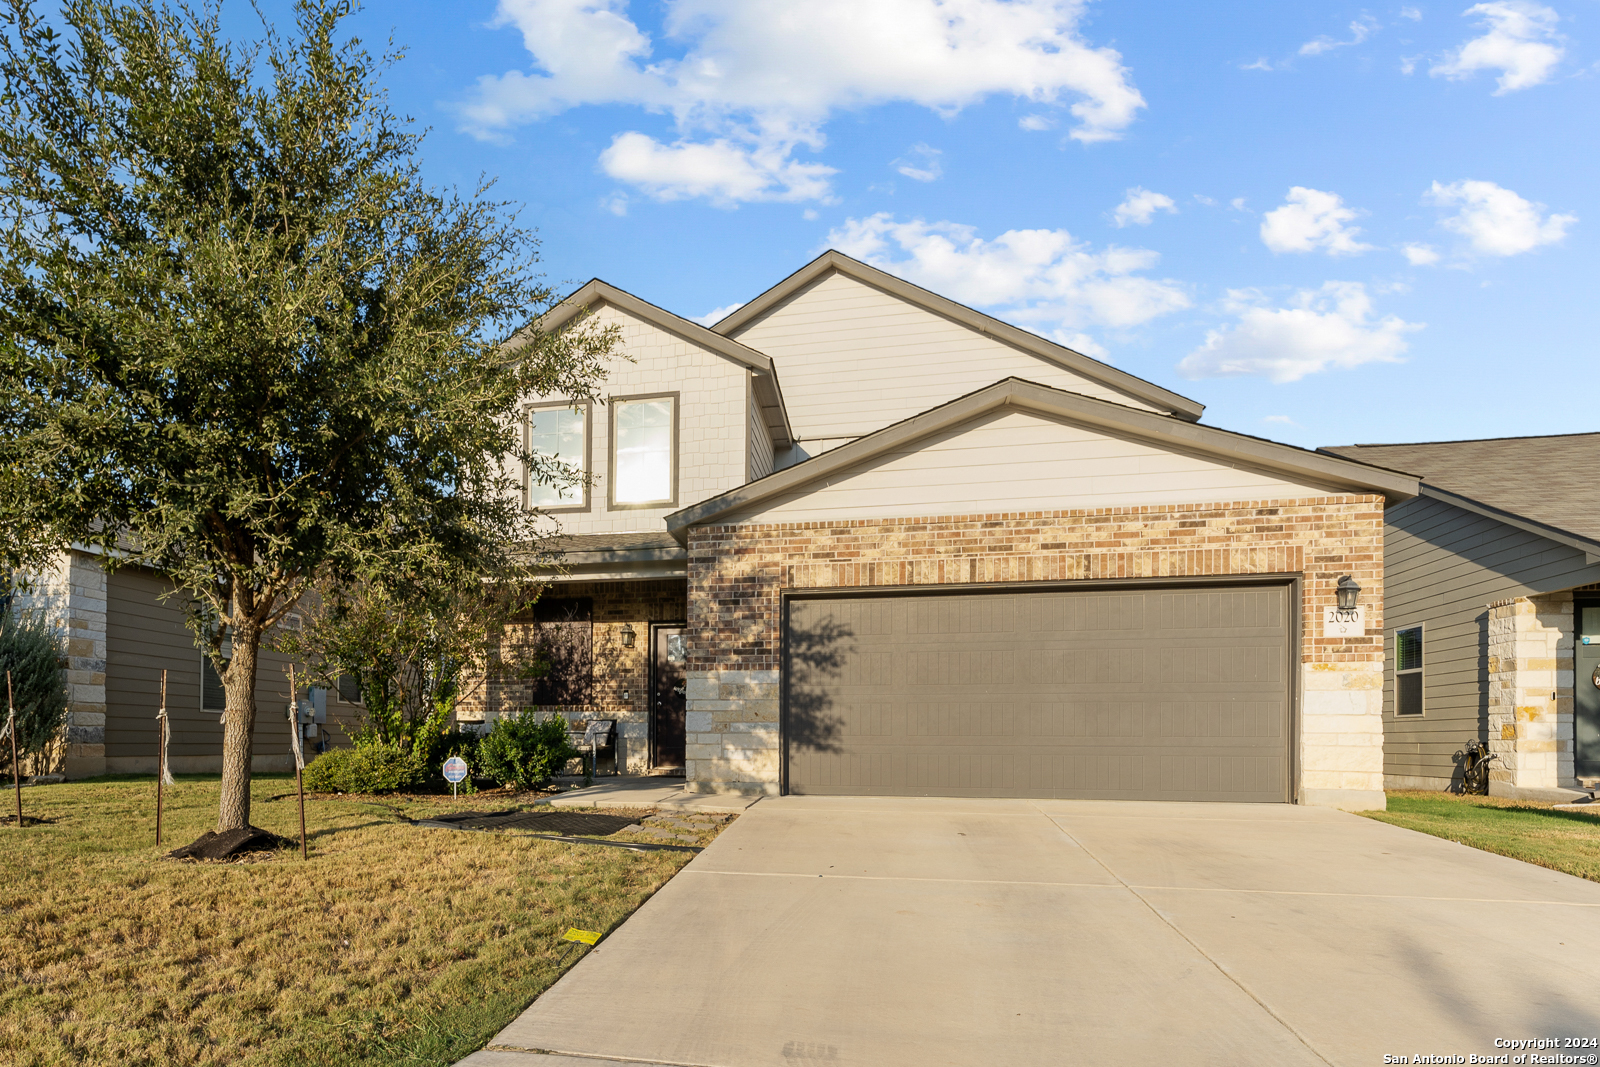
[[1322, 606, 1365, 637]]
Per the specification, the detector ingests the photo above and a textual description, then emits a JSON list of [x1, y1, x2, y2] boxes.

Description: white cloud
[[1431, 2, 1564, 93], [1178, 283, 1421, 383], [894, 144, 943, 182], [462, 0, 1147, 204], [1300, 15, 1379, 56], [1260, 187, 1375, 255], [1400, 6, 1422, 19], [1240, 57, 1277, 71], [1402, 242, 1441, 265], [827, 213, 1191, 337], [1111, 187, 1177, 227], [694, 303, 744, 326], [1401, 54, 1419, 74], [1018, 114, 1056, 130], [1051, 330, 1111, 361], [1263, 415, 1300, 427], [597, 132, 836, 206], [1230, 197, 1249, 212], [1424, 179, 1576, 255], [601, 192, 629, 216]]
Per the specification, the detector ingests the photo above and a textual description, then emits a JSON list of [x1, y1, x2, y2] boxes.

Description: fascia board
[[1417, 484, 1600, 565], [713, 250, 1207, 423], [510, 279, 775, 375], [665, 377, 1418, 539], [555, 546, 688, 565]]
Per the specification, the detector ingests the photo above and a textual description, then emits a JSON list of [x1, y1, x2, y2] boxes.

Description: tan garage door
[[783, 585, 1292, 801]]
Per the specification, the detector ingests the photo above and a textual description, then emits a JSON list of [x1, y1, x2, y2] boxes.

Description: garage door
[[783, 585, 1291, 801]]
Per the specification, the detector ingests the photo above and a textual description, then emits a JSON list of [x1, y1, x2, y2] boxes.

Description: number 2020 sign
[[1323, 606, 1365, 637]]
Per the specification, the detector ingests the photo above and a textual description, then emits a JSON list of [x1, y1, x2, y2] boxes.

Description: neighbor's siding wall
[[527, 302, 758, 534], [103, 566, 360, 774], [746, 373, 775, 482], [719, 408, 1339, 524], [727, 269, 1169, 453], [685, 496, 1386, 810], [1382, 494, 1600, 789]]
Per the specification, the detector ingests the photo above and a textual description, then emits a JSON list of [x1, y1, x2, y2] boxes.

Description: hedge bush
[[476, 713, 576, 791], [302, 739, 425, 794], [0, 607, 69, 773]]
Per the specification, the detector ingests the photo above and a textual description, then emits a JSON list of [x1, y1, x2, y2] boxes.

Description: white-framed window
[[1395, 625, 1423, 716], [526, 401, 589, 511], [609, 393, 678, 508]]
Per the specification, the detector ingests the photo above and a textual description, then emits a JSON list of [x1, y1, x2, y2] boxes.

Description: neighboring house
[[11, 555, 363, 777], [478, 250, 1420, 811], [1322, 435, 1600, 799]]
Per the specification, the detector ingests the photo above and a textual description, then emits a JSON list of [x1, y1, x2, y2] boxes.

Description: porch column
[[11, 549, 108, 779], [1487, 594, 1575, 791]]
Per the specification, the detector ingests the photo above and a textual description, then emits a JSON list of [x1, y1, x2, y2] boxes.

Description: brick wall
[[459, 578, 687, 773], [685, 496, 1387, 808]]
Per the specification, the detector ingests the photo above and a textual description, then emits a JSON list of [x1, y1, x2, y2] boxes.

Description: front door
[[651, 625, 688, 771], [1576, 601, 1600, 780]]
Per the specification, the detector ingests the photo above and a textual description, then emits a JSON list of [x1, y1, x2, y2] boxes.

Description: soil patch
[[167, 826, 293, 861], [0, 814, 55, 827]]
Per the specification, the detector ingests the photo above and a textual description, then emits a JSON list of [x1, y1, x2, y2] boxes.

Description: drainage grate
[[420, 809, 641, 836]]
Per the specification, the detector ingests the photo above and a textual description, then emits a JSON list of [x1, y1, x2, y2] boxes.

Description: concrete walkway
[[462, 796, 1600, 1067], [536, 776, 762, 815]]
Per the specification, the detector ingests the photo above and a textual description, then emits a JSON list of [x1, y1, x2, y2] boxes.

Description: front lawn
[[0, 775, 720, 1067], [1362, 790, 1600, 883]]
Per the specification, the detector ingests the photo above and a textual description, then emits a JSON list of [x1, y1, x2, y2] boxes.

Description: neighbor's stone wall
[[685, 496, 1387, 809], [1487, 593, 1575, 790], [458, 579, 687, 773], [11, 549, 107, 778]]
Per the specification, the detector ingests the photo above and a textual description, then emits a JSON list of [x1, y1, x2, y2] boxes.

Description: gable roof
[[512, 278, 793, 448], [1322, 434, 1600, 561], [710, 250, 1206, 423], [666, 377, 1417, 539]]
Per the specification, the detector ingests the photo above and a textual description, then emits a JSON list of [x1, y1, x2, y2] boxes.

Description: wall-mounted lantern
[[1335, 575, 1361, 611], [620, 623, 636, 649]]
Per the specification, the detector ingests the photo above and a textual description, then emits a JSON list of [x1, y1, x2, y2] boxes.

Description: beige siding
[[105, 567, 355, 773], [728, 269, 1168, 445], [1382, 495, 1600, 787], [529, 302, 755, 534], [746, 372, 775, 481], [721, 408, 1340, 524]]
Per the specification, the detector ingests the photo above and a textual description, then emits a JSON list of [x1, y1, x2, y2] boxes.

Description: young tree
[[0, 0, 615, 831]]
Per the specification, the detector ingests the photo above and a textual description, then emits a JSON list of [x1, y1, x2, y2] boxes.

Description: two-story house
[[475, 251, 1419, 812]]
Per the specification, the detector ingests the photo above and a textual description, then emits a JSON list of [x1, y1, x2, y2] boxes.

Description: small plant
[[476, 712, 577, 791], [302, 739, 425, 794], [0, 607, 69, 775]]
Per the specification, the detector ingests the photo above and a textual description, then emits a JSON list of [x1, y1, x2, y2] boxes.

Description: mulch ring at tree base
[[167, 826, 295, 861]]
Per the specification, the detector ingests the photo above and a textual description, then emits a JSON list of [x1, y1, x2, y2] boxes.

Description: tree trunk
[[216, 618, 262, 831]]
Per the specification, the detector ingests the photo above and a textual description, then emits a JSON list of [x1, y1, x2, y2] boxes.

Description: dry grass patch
[[0, 775, 724, 1067], [1362, 790, 1600, 882]]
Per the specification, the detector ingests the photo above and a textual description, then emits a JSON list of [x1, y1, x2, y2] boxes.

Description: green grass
[[1362, 790, 1600, 882], [0, 775, 725, 1067]]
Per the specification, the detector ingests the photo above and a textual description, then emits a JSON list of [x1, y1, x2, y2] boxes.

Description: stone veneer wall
[[457, 578, 687, 773], [685, 497, 1386, 809], [1487, 593, 1575, 790], [10, 549, 107, 778]]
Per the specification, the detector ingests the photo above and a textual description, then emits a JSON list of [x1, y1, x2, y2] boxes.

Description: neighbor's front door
[[652, 625, 688, 771], [1576, 602, 1600, 780]]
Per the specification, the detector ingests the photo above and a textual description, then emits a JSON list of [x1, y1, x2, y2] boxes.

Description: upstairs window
[[1395, 625, 1423, 716], [610, 394, 677, 508], [526, 402, 589, 510]]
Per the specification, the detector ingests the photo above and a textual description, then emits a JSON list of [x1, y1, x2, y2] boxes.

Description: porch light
[[1336, 576, 1361, 611], [620, 623, 636, 649]]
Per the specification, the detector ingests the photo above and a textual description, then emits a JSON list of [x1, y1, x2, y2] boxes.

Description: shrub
[[0, 607, 69, 773], [476, 712, 576, 791], [302, 739, 425, 794]]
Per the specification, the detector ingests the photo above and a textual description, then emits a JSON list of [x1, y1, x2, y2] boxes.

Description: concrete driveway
[[463, 797, 1600, 1067]]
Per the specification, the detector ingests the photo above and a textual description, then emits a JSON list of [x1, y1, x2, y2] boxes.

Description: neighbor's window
[[526, 403, 588, 510], [201, 650, 227, 711], [1395, 625, 1423, 716], [337, 674, 362, 705], [610, 394, 676, 507]]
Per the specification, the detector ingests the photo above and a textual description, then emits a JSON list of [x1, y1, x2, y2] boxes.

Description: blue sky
[[314, 0, 1592, 449]]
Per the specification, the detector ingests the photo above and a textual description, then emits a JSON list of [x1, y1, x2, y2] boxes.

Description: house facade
[[483, 251, 1419, 811], [1323, 436, 1600, 800]]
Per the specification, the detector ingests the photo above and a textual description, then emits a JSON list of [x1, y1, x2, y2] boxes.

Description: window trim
[[608, 391, 680, 510], [524, 399, 592, 514], [1394, 623, 1424, 717]]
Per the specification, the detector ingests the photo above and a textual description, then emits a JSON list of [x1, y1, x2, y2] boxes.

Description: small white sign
[[442, 756, 469, 783], [1323, 606, 1365, 637]]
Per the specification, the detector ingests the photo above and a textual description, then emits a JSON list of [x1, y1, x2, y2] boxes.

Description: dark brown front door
[[651, 625, 688, 770]]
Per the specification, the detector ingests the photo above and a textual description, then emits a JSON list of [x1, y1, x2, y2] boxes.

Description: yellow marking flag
[[562, 928, 601, 946]]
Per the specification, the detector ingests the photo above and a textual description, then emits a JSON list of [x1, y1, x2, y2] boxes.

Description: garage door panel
[[784, 585, 1292, 802]]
